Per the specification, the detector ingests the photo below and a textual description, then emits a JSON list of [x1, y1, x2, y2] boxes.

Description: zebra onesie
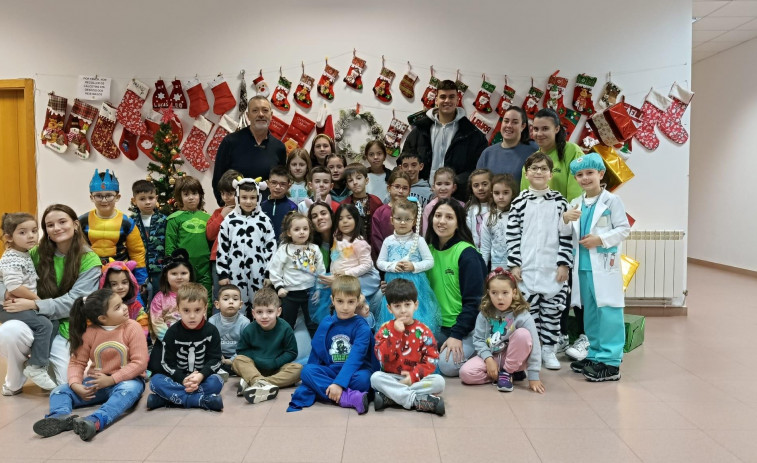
[[506, 188, 573, 346], [216, 178, 276, 313]]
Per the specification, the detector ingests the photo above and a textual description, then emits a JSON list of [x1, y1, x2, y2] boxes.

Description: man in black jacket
[[402, 80, 488, 201]]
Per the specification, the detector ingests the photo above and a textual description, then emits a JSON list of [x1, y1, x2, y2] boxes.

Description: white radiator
[[624, 230, 687, 307]]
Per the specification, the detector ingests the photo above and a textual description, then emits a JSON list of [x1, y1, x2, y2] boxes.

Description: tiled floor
[[1, 263, 756, 462]]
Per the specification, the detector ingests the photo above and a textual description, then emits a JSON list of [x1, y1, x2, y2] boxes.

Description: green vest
[[428, 241, 475, 328]]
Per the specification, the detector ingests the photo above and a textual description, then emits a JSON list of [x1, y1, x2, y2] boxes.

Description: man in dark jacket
[[402, 80, 487, 201]]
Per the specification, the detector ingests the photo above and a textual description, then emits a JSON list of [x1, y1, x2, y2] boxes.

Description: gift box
[[592, 145, 635, 191], [621, 254, 639, 292], [588, 102, 638, 146], [624, 313, 645, 353], [282, 112, 315, 149]]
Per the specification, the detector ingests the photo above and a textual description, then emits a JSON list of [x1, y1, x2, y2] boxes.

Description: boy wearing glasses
[[261, 165, 298, 243], [506, 153, 572, 371], [80, 169, 148, 290]]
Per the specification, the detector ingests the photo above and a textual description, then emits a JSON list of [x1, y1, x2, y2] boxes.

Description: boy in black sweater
[[147, 283, 224, 411], [261, 165, 298, 242]]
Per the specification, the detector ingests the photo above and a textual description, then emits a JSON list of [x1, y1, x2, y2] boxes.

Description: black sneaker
[[583, 362, 621, 382], [72, 417, 98, 441], [414, 394, 445, 416], [146, 393, 170, 410], [33, 414, 78, 437], [200, 394, 224, 411], [512, 371, 527, 382], [373, 391, 396, 411], [570, 358, 593, 373]]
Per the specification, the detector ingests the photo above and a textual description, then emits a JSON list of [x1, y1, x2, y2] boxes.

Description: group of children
[[0, 131, 631, 441]]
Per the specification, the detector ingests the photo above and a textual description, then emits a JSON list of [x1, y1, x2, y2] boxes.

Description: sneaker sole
[[33, 416, 77, 437], [570, 364, 585, 373], [496, 385, 514, 392], [243, 386, 279, 404], [72, 418, 96, 441], [565, 350, 588, 361], [357, 393, 369, 415], [543, 363, 561, 370], [584, 373, 621, 382]]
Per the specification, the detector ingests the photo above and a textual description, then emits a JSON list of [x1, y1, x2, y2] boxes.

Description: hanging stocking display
[[91, 102, 120, 159], [572, 73, 597, 116], [421, 75, 440, 109], [40, 94, 68, 153], [181, 115, 214, 172], [473, 78, 496, 114], [659, 82, 694, 145], [373, 67, 395, 103], [633, 89, 672, 151], [116, 79, 149, 135], [283, 112, 316, 149], [543, 70, 568, 115], [522, 83, 544, 120], [561, 108, 581, 140], [207, 114, 238, 162], [64, 99, 99, 159], [317, 64, 339, 101], [253, 72, 270, 98], [598, 81, 622, 110], [169, 79, 187, 109], [343, 56, 366, 90], [384, 117, 409, 157], [455, 76, 468, 107], [138, 111, 163, 160], [315, 104, 334, 139], [186, 77, 209, 118], [271, 75, 292, 112], [399, 69, 418, 99], [294, 73, 315, 109], [211, 75, 236, 115], [495, 84, 516, 117], [238, 71, 248, 113], [119, 128, 139, 160], [152, 79, 169, 110], [578, 122, 599, 153], [269, 115, 290, 141], [469, 112, 493, 138]]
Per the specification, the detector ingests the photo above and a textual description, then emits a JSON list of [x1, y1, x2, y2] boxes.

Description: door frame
[[0, 79, 37, 216]]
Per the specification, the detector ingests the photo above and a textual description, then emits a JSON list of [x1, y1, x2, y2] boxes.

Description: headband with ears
[[487, 267, 517, 285]]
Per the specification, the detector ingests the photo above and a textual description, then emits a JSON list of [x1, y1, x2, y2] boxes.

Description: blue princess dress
[[376, 232, 441, 336]]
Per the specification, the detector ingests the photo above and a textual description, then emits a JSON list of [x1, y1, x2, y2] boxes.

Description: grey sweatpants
[[370, 372, 445, 409], [0, 308, 56, 368]]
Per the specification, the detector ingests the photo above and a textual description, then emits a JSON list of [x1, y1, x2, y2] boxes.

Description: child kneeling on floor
[[232, 287, 301, 404], [33, 288, 148, 441], [287, 275, 377, 414], [371, 278, 445, 415], [147, 283, 225, 411]]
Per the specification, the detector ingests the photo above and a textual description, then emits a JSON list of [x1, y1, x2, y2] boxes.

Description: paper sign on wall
[[76, 75, 111, 100]]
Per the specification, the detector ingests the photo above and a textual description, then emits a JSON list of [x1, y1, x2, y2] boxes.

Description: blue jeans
[[47, 377, 145, 429], [149, 373, 223, 407]]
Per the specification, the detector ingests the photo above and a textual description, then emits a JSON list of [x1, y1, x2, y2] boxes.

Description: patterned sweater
[[130, 210, 167, 276], [374, 320, 439, 383], [0, 248, 37, 293]]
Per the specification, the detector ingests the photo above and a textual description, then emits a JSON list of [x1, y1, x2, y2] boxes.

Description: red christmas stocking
[[253, 73, 270, 98], [659, 82, 694, 145], [294, 73, 315, 109], [373, 67, 395, 103], [421, 76, 440, 109], [561, 108, 581, 140], [91, 102, 120, 159], [117, 79, 149, 135], [315, 104, 334, 139], [473, 79, 496, 114], [572, 74, 597, 116], [119, 128, 140, 160], [181, 116, 214, 172], [384, 117, 409, 157], [169, 79, 187, 109], [186, 78, 209, 118], [138, 112, 162, 160], [455, 78, 468, 107], [577, 122, 599, 153], [153, 79, 170, 110], [343, 56, 366, 90], [283, 112, 316, 148], [469, 112, 493, 138], [269, 115, 290, 141], [211, 75, 236, 115], [495, 85, 516, 117], [40, 94, 68, 153], [207, 114, 238, 162], [598, 81, 622, 110], [64, 99, 99, 159], [634, 89, 672, 151], [522, 86, 544, 119], [543, 71, 568, 114], [271, 76, 292, 112], [317, 64, 339, 101], [399, 70, 418, 99]]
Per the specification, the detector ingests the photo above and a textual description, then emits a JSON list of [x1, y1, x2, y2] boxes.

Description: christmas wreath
[[334, 109, 384, 162]]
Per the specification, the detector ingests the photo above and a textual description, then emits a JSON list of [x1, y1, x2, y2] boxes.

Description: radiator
[[624, 230, 687, 307]]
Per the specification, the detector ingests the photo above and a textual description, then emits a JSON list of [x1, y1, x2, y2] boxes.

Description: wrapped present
[[623, 314, 645, 353], [621, 254, 639, 292], [592, 145, 635, 191], [588, 102, 638, 146]]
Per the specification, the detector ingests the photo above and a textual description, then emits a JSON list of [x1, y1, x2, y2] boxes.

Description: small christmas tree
[[146, 106, 185, 215]]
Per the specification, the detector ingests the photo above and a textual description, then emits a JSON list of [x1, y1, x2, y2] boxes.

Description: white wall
[[2, 0, 692, 285], [690, 38, 757, 272]]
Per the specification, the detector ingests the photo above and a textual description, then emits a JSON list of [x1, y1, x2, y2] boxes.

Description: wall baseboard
[[688, 257, 757, 278], [624, 306, 687, 317]]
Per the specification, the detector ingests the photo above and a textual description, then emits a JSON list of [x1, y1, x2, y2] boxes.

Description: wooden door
[[0, 79, 37, 217]]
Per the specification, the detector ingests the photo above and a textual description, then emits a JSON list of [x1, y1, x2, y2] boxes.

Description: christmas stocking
[[469, 112, 493, 138], [634, 89, 672, 151], [317, 64, 339, 101], [91, 102, 120, 159], [186, 78, 209, 118], [495, 85, 516, 117], [543, 71, 568, 114], [343, 56, 366, 90], [153, 79, 170, 110], [117, 79, 149, 135], [64, 99, 99, 159], [421, 76, 440, 109], [522, 86, 544, 119], [283, 112, 316, 148], [269, 115, 289, 141], [119, 128, 139, 160], [399, 70, 418, 99], [294, 73, 315, 109], [598, 81, 622, 110], [253, 73, 270, 97], [271, 76, 292, 112], [373, 67, 395, 102], [211, 75, 236, 115], [207, 114, 238, 162], [473, 79, 496, 114], [561, 108, 581, 140], [238, 72, 248, 114], [138, 111, 162, 160], [455, 78, 468, 107], [169, 79, 187, 109], [572, 74, 597, 116], [315, 104, 334, 139], [181, 115, 214, 172], [489, 118, 503, 146], [577, 122, 599, 153], [384, 117, 409, 157], [659, 82, 694, 145], [40, 94, 68, 153]]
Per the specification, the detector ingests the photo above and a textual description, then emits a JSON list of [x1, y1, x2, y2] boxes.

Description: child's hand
[[221, 206, 234, 217], [278, 288, 288, 298], [218, 279, 230, 286], [529, 379, 545, 394], [556, 265, 570, 283], [393, 319, 406, 332], [579, 234, 602, 249], [399, 371, 413, 386], [379, 280, 387, 294], [510, 267, 522, 282], [485, 357, 499, 382], [318, 274, 334, 286], [221, 356, 232, 366], [564, 204, 581, 223], [89, 370, 115, 390], [72, 382, 97, 401], [325, 383, 343, 403]]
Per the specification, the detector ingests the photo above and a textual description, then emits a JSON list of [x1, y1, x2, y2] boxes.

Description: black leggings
[[281, 289, 317, 336]]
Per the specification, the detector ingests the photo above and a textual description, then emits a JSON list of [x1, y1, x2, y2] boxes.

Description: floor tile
[[51, 425, 172, 460], [616, 429, 741, 463], [706, 429, 757, 463], [146, 426, 256, 462], [508, 400, 607, 429], [588, 400, 696, 429], [436, 427, 540, 463], [342, 426, 439, 463], [525, 428, 641, 463], [244, 426, 344, 463], [666, 400, 757, 430]]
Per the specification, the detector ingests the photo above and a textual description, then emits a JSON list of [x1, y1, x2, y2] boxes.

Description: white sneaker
[[23, 365, 57, 390], [555, 334, 570, 353], [237, 378, 248, 397], [541, 345, 561, 370], [566, 334, 590, 361], [2, 385, 22, 396], [243, 379, 279, 404]]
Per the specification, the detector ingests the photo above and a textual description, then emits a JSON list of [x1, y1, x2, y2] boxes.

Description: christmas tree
[[146, 106, 185, 215]]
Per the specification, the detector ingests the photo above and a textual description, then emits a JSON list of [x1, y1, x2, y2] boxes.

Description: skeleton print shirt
[[159, 320, 222, 383]]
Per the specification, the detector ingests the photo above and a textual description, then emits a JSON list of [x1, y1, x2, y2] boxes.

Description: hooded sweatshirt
[[429, 107, 466, 177]]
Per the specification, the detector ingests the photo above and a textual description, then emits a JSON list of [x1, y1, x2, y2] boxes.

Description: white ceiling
[[693, 0, 757, 61]]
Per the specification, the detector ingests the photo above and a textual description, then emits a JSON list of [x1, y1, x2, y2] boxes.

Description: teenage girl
[[326, 153, 350, 202], [310, 133, 335, 168], [364, 140, 392, 200]]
